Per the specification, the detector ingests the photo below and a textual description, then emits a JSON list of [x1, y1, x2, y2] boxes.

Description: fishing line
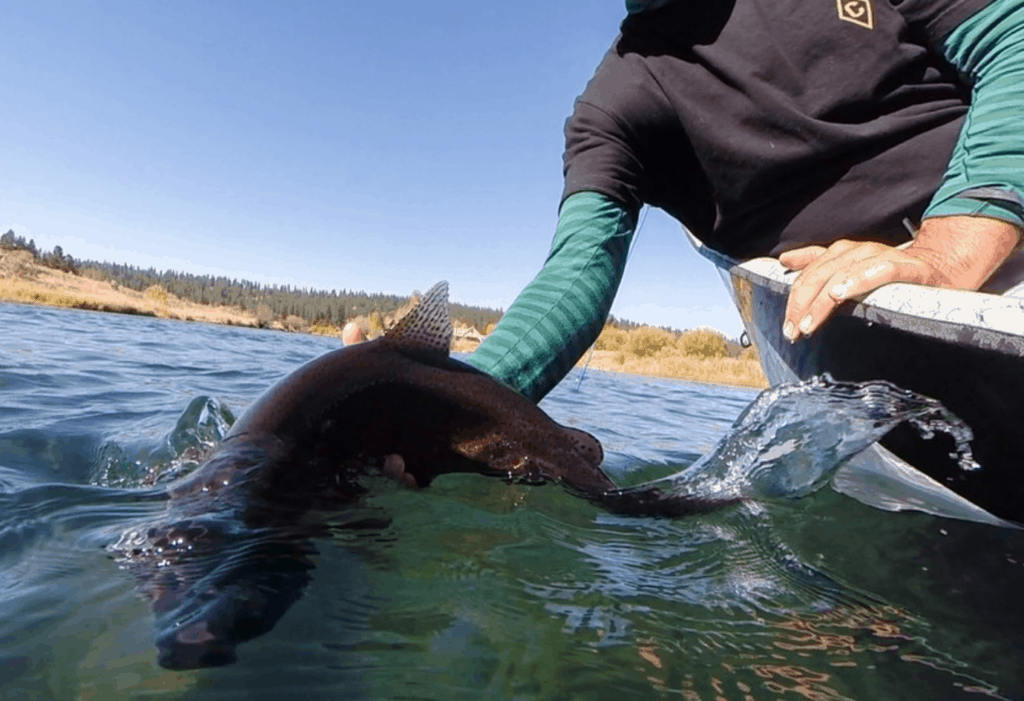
[[576, 203, 649, 390]]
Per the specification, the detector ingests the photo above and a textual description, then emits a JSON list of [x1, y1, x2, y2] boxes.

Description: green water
[[2, 303, 1021, 700]]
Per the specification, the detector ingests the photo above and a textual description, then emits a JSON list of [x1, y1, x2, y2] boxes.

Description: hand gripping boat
[[688, 231, 1024, 524]]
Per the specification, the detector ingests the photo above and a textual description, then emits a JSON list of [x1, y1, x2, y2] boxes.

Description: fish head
[[448, 417, 612, 494]]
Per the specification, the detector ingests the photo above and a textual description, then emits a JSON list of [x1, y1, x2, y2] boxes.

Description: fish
[[167, 281, 618, 510], [109, 280, 972, 668], [111, 281, 623, 669]]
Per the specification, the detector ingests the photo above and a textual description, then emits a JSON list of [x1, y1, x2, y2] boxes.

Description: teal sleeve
[[464, 191, 637, 402], [925, 0, 1024, 228]]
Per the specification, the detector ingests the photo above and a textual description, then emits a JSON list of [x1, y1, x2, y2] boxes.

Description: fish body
[[112, 281, 957, 669], [115, 281, 618, 668], [166, 281, 614, 516]]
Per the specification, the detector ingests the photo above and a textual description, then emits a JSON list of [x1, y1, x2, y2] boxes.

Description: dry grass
[[455, 324, 767, 389], [626, 326, 675, 357], [594, 325, 628, 351], [0, 251, 260, 326], [582, 349, 767, 388], [451, 338, 481, 354], [308, 320, 343, 337], [582, 323, 767, 388], [578, 348, 767, 388], [0, 251, 768, 387], [677, 328, 729, 358]]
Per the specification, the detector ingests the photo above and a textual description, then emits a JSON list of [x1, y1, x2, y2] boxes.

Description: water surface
[[2, 302, 1022, 700]]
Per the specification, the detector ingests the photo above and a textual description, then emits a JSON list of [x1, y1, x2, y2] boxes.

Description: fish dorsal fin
[[380, 281, 452, 359]]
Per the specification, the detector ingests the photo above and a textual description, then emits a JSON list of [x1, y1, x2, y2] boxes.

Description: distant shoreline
[[0, 249, 767, 389], [575, 349, 767, 389], [1, 250, 269, 329]]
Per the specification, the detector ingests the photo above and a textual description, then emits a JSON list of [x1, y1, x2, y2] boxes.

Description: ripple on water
[[1, 304, 1023, 700]]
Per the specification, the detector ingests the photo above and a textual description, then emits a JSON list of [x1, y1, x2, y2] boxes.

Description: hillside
[[0, 238, 767, 388]]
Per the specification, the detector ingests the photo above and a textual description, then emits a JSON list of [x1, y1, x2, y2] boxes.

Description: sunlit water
[[2, 302, 1023, 700]]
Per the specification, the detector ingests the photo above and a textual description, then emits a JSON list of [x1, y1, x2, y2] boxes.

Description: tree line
[[2, 229, 725, 339], [1, 230, 504, 331], [87, 261, 511, 331], [1, 229, 79, 274]]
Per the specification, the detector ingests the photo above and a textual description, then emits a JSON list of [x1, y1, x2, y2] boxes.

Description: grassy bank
[[1, 250, 263, 327], [577, 325, 768, 389], [1, 249, 767, 387]]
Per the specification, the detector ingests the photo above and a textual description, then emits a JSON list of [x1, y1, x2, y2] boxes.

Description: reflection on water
[[1, 302, 1023, 700]]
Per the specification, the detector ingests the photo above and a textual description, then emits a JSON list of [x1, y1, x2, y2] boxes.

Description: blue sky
[[1, 1, 744, 337]]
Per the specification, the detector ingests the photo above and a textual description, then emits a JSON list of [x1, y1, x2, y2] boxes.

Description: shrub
[[255, 303, 273, 328], [626, 326, 675, 358], [309, 321, 340, 336], [144, 285, 169, 305], [595, 324, 628, 351], [284, 315, 307, 332], [677, 329, 728, 359], [739, 346, 760, 362], [0, 250, 38, 278]]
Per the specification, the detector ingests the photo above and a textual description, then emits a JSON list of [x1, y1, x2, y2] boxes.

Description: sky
[[1, 1, 745, 337]]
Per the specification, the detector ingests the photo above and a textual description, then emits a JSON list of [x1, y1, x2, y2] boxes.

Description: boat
[[687, 230, 1024, 525]]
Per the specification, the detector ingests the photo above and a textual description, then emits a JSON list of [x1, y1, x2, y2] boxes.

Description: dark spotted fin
[[380, 281, 453, 361], [563, 426, 604, 468]]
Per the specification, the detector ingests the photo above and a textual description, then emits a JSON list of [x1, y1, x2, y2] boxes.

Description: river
[[1, 302, 1022, 700]]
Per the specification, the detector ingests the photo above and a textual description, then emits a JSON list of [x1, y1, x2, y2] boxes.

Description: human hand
[[381, 454, 419, 489], [778, 215, 1021, 341]]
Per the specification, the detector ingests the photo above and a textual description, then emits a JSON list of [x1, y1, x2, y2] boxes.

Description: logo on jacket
[[837, 0, 874, 29]]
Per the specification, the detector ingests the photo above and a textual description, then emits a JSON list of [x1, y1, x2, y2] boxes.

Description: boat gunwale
[[686, 231, 1024, 357]]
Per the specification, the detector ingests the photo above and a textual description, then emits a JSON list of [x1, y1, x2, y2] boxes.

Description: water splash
[[614, 374, 977, 504], [93, 396, 236, 488]]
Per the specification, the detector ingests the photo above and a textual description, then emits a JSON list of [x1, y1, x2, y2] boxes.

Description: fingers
[[781, 240, 927, 341], [381, 454, 405, 481], [782, 241, 873, 340], [381, 454, 419, 489], [778, 245, 828, 271]]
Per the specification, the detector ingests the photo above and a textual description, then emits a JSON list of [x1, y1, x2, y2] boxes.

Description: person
[[462, 0, 1024, 405]]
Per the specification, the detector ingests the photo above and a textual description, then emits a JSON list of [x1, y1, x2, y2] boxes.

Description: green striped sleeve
[[465, 191, 636, 402], [925, 0, 1024, 227]]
